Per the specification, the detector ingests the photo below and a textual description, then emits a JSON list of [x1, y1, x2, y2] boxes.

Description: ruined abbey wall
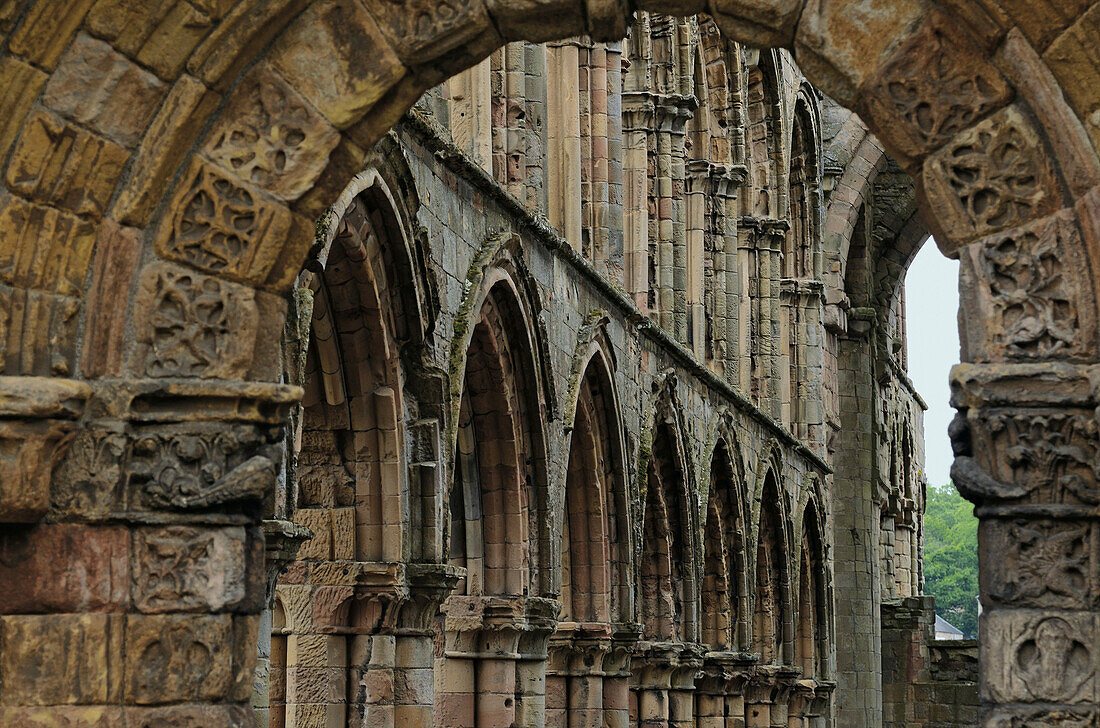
[[3, 2, 1100, 728], [256, 18, 931, 728]]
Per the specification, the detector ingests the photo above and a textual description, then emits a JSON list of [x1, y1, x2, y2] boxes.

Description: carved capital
[[0, 377, 90, 522]]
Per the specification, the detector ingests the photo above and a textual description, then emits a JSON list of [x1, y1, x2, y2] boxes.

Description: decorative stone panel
[[155, 159, 296, 286], [202, 63, 340, 201], [960, 211, 1096, 362], [860, 9, 1013, 164], [130, 262, 259, 380], [981, 610, 1098, 705], [922, 106, 1061, 247], [980, 519, 1097, 610]]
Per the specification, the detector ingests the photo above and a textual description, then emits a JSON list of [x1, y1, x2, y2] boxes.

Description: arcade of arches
[[0, 2, 1098, 728]]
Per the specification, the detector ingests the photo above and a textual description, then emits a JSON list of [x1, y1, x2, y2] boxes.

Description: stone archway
[[2, 2, 1099, 726]]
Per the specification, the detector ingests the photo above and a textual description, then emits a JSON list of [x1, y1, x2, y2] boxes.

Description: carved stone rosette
[[950, 362, 1100, 724]]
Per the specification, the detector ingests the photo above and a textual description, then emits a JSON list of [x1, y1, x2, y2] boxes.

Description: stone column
[[744, 672, 778, 728], [715, 165, 748, 385], [632, 644, 681, 728], [657, 97, 695, 344], [604, 629, 639, 728], [832, 311, 883, 727], [547, 39, 583, 249], [949, 361, 1100, 726], [622, 92, 655, 311], [0, 379, 296, 726], [669, 650, 703, 728], [686, 159, 710, 361]]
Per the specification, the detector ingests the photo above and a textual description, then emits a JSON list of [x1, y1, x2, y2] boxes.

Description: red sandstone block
[[0, 523, 129, 613]]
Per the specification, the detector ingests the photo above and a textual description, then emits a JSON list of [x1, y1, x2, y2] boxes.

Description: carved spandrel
[[156, 159, 293, 287], [980, 519, 1096, 610], [964, 409, 1100, 506], [923, 106, 1060, 246], [202, 64, 339, 202], [861, 10, 1013, 163], [961, 211, 1094, 361], [131, 262, 258, 380], [983, 611, 1097, 704]]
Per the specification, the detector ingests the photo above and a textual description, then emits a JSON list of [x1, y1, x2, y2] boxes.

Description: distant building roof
[[935, 615, 964, 638]]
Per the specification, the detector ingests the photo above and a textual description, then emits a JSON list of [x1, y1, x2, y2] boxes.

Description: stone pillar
[[745, 672, 777, 728], [657, 97, 694, 343], [622, 91, 655, 311], [547, 39, 583, 249], [949, 361, 1100, 726], [632, 645, 679, 728], [604, 631, 639, 728], [686, 159, 710, 361], [669, 654, 702, 728], [715, 165, 748, 385], [832, 311, 883, 727], [0, 379, 296, 726], [439, 595, 557, 728]]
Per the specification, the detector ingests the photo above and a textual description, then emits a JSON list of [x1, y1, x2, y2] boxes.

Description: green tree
[[922, 483, 979, 638]]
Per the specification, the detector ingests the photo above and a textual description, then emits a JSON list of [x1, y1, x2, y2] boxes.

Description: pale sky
[[905, 239, 961, 488]]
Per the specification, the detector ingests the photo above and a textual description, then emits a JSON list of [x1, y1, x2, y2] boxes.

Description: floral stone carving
[[156, 159, 293, 286], [923, 106, 1059, 246], [131, 262, 258, 380], [862, 10, 1013, 162], [203, 64, 339, 201]]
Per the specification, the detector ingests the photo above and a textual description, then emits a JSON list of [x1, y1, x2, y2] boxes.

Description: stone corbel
[[949, 362, 1100, 511], [0, 377, 91, 522]]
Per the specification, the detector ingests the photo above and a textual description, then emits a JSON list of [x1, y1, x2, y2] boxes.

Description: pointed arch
[[701, 430, 750, 651], [561, 341, 631, 625], [295, 166, 430, 566], [753, 453, 793, 665], [638, 380, 698, 643], [796, 497, 829, 679], [448, 273, 550, 597], [743, 48, 783, 217]]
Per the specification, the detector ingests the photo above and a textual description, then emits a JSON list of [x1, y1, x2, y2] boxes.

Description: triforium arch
[[440, 239, 557, 728], [699, 418, 750, 653], [2, 2, 1100, 728], [261, 158, 450, 728], [547, 323, 634, 728], [750, 445, 794, 668], [632, 375, 702, 727]]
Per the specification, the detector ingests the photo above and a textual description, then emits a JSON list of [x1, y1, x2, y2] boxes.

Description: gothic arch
[[700, 428, 750, 651], [751, 445, 794, 665], [795, 496, 829, 679], [637, 378, 699, 644], [6, 3, 1100, 726], [447, 270, 551, 598], [743, 48, 784, 218], [559, 336, 632, 625]]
